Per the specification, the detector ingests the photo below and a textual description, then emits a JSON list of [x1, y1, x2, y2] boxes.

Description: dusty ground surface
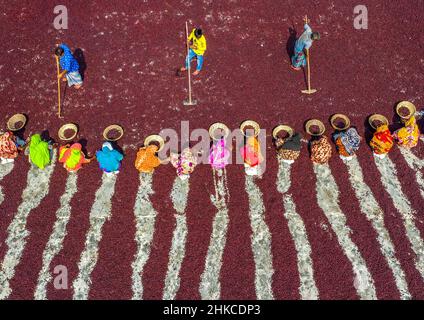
[[0, 0, 423, 300]]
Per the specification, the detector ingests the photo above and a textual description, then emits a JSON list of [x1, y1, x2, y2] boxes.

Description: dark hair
[[311, 32, 320, 40], [194, 28, 203, 37], [54, 47, 64, 56]]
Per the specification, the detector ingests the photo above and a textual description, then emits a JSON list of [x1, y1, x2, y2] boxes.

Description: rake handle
[[185, 21, 193, 104], [55, 56, 61, 118]]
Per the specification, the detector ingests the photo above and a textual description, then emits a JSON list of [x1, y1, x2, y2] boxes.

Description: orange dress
[[135, 145, 161, 173]]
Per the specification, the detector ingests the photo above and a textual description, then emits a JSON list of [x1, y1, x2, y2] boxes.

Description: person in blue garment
[[96, 142, 124, 175], [291, 16, 320, 71], [54, 43, 83, 89]]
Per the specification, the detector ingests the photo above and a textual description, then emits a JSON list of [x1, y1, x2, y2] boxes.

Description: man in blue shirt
[[54, 44, 83, 89], [291, 16, 320, 71]]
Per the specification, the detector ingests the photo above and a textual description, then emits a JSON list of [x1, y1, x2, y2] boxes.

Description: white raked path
[[0, 150, 57, 300], [398, 146, 424, 200], [163, 176, 190, 300], [344, 157, 411, 299], [131, 173, 159, 300], [34, 172, 79, 300], [245, 175, 275, 300], [199, 168, 230, 300], [373, 154, 424, 281], [0, 162, 15, 206], [72, 173, 118, 300], [277, 160, 319, 300], [313, 163, 377, 300]]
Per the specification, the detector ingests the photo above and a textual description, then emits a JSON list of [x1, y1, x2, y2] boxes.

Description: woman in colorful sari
[[27, 134, 53, 169], [275, 132, 302, 164], [0, 132, 25, 164], [291, 19, 320, 71], [310, 136, 332, 164], [369, 125, 394, 159], [135, 145, 162, 174], [393, 116, 420, 149], [209, 138, 231, 170], [59, 143, 92, 172], [240, 136, 264, 176], [170, 148, 197, 180], [96, 142, 124, 175], [332, 128, 361, 161]]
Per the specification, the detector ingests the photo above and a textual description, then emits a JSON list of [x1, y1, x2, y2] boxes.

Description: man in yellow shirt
[[180, 28, 207, 76]]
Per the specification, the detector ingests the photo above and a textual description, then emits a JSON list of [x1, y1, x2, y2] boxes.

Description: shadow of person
[[286, 26, 297, 60], [74, 48, 87, 81]]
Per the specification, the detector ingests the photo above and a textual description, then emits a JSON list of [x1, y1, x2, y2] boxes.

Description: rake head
[[183, 99, 198, 106], [301, 89, 317, 95]]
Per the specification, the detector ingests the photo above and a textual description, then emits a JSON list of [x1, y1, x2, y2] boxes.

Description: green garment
[[29, 134, 51, 169]]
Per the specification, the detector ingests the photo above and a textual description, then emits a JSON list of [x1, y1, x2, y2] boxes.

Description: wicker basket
[[7, 113, 27, 131], [103, 125, 124, 141], [144, 135, 165, 152], [330, 114, 351, 131], [396, 101, 416, 120], [272, 125, 294, 140], [305, 119, 325, 136], [58, 123, 78, 141], [240, 120, 260, 137], [209, 122, 230, 141], [369, 114, 389, 130]]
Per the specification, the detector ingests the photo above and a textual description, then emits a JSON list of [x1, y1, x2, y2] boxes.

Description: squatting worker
[[180, 28, 207, 76], [54, 44, 83, 89]]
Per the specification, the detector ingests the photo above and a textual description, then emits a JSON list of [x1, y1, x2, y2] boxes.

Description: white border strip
[[132, 173, 158, 300], [277, 161, 319, 300], [72, 173, 118, 300], [34, 172, 79, 300], [345, 157, 411, 299], [163, 177, 190, 300], [245, 175, 275, 300], [0, 150, 57, 300], [373, 155, 424, 280], [199, 169, 230, 300], [313, 163, 377, 300]]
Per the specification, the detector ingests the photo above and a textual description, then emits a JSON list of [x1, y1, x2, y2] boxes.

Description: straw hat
[[305, 119, 325, 136], [58, 123, 78, 141], [209, 122, 230, 141], [103, 125, 124, 141], [396, 101, 416, 120], [369, 114, 389, 130], [7, 114, 27, 131], [330, 114, 351, 131], [144, 135, 165, 152], [240, 120, 260, 137], [272, 125, 294, 140]]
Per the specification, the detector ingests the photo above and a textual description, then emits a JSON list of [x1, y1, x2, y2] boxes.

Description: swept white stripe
[[245, 175, 274, 300], [72, 173, 117, 300], [163, 177, 190, 300], [373, 154, 424, 280], [199, 169, 230, 300], [277, 161, 319, 300], [0, 162, 14, 206], [34, 172, 78, 300], [0, 150, 57, 300], [344, 157, 411, 299], [398, 147, 424, 200], [132, 173, 158, 300], [313, 163, 377, 300]]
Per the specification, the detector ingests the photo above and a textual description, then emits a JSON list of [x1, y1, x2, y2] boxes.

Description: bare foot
[[74, 85, 82, 89], [180, 67, 187, 72], [62, 77, 67, 82], [192, 70, 200, 76], [290, 65, 301, 71]]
